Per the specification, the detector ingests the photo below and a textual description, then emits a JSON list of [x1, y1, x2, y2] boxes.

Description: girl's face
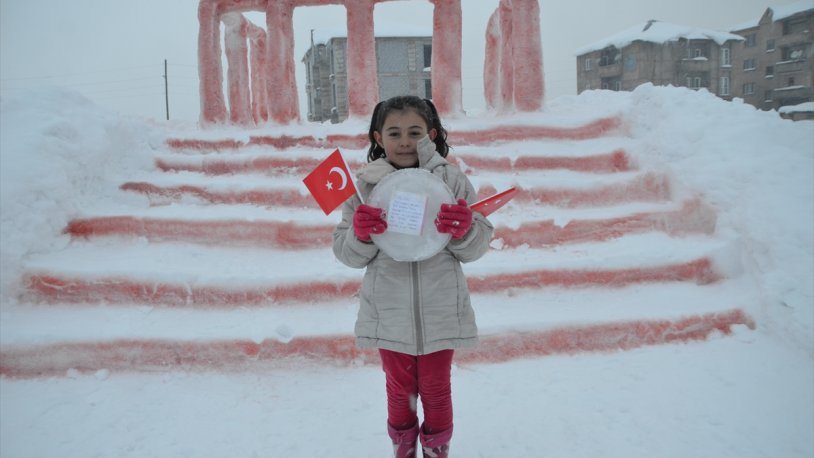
[[373, 109, 436, 169]]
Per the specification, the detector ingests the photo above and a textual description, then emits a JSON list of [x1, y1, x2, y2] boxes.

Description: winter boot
[[420, 426, 452, 458], [388, 422, 420, 458]]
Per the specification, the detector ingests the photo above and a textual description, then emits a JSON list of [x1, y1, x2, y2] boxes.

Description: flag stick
[[340, 150, 364, 205]]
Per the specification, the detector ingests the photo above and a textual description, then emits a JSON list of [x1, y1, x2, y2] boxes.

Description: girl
[[332, 95, 494, 457]]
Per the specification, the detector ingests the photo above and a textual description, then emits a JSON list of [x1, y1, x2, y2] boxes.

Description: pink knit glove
[[353, 204, 387, 241], [435, 199, 473, 239]]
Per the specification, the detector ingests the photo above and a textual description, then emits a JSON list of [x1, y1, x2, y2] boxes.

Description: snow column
[[247, 20, 270, 124], [346, 0, 379, 119], [510, 0, 544, 111], [431, 0, 463, 116], [498, 0, 515, 111], [198, 0, 227, 124], [483, 10, 501, 111], [266, 0, 300, 124], [223, 13, 253, 126]]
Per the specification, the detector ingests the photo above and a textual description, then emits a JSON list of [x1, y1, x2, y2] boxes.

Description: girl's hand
[[435, 199, 473, 239], [353, 204, 387, 241], [417, 134, 437, 161]]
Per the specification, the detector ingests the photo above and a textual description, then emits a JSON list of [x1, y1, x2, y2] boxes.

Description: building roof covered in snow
[[312, 24, 432, 45], [574, 20, 745, 56], [730, 0, 814, 31]]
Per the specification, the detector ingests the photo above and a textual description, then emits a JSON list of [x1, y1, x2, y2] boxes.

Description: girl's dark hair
[[367, 95, 450, 163]]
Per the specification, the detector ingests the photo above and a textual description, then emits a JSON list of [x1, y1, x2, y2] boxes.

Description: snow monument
[[198, 0, 544, 126]]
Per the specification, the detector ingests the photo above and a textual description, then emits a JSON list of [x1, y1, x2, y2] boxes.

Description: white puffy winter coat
[[332, 144, 494, 355]]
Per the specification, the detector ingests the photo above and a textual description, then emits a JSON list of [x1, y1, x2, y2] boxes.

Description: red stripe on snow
[[165, 138, 244, 151], [65, 199, 713, 249], [164, 116, 624, 152], [65, 217, 333, 248], [22, 258, 719, 307], [466, 258, 719, 291], [449, 149, 632, 173], [451, 116, 623, 144], [154, 157, 366, 176], [22, 274, 360, 307], [0, 309, 754, 378], [515, 172, 671, 207], [511, 148, 632, 173], [120, 182, 318, 208], [494, 198, 716, 247], [457, 309, 755, 364], [153, 151, 632, 176]]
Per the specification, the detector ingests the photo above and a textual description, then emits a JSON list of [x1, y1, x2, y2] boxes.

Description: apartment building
[[731, 2, 814, 110], [303, 36, 432, 123], [576, 3, 814, 112], [575, 20, 744, 97]]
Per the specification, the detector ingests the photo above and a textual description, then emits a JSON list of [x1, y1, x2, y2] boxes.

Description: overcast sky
[[0, 0, 805, 122]]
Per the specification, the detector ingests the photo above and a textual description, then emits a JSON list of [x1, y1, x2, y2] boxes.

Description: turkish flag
[[303, 148, 358, 215]]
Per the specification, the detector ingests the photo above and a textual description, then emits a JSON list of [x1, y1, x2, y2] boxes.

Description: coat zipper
[[411, 261, 425, 355]]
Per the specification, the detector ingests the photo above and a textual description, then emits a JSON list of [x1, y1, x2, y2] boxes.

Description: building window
[[601, 77, 620, 90], [744, 33, 757, 47], [687, 77, 703, 89], [599, 48, 619, 66], [721, 47, 731, 66], [781, 46, 805, 61], [423, 44, 432, 69], [743, 58, 756, 70], [719, 76, 730, 96], [694, 48, 703, 58], [743, 83, 755, 95], [424, 79, 432, 99], [766, 39, 775, 52], [584, 58, 592, 71], [788, 77, 796, 87], [765, 89, 773, 102], [766, 66, 774, 78]]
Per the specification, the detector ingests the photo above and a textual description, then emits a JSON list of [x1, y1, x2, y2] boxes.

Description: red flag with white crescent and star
[[302, 148, 358, 215]]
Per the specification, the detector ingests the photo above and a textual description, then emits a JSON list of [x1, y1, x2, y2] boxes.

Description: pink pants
[[379, 349, 454, 435]]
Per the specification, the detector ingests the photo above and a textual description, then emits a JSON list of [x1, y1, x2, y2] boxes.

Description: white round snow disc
[[368, 168, 455, 261]]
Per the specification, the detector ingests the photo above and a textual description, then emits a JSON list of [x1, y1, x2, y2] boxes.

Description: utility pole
[[163, 59, 169, 120]]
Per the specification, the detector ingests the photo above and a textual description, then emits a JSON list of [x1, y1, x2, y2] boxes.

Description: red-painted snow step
[[121, 171, 664, 209], [515, 172, 670, 207], [153, 149, 633, 176], [21, 257, 720, 307], [120, 182, 317, 208], [64, 199, 714, 249], [452, 149, 633, 173], [65, 217, 334, 248], [165, 116, 623, 152], [497, 198, 716, 247], [0, 308, 753, 378]]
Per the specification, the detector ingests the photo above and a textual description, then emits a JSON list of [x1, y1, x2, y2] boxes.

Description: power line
[[0, 64, 162, 82]]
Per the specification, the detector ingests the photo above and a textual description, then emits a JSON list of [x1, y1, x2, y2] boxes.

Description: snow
[[780, 101, 814, 113], [574, 20, 744, 56], [1, 84, 813, 456]]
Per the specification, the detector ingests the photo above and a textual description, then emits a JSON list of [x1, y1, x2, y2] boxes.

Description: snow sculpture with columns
[[198, 0, 543, 126]]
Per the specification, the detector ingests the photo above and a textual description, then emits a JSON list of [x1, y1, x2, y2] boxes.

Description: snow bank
[[0, 87, 155, 296], [633, 86, 813, 353]]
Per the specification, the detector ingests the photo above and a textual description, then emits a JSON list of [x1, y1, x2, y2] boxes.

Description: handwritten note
[[386, 191, 428, 236]]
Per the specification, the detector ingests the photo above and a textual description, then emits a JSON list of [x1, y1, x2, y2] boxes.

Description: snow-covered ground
[[1, 84, 812, 457]]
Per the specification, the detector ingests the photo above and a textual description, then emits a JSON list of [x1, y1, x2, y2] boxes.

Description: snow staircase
[[1, 115, 756, 378]]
